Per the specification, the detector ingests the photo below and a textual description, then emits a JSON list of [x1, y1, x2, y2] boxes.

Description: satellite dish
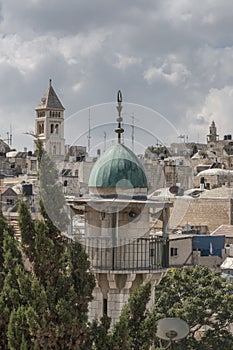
[[169, 185, 179, 195], [184, 224, 191, 232], [156, 317, 189, 341]]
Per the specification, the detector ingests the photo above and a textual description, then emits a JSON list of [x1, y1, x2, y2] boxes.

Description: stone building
[[165, 187, 233, 232], [168, 233, 225, 270]]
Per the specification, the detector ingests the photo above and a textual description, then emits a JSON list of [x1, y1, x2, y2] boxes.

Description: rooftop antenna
[[131, 113, 135, 151], [115, 90, 124, 144], [9, 125, 12, 146], [88, 108, 91, 153], [2, 127, 13, 147]]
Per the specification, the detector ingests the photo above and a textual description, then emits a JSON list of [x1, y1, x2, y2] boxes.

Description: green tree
[[0, 212, 44, 349], [0, 139, 96, 349], [110, 281, 157, 350], [0, 213, 20, 349], [153, 266, 233, 349], [16, 142, 95, 348], [37, 138, 69, 233]]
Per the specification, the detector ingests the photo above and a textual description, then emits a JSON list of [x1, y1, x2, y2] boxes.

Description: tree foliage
[[0, 143, 96, 349], [153, 266, 233, 349], [112, 281, 156, 350]]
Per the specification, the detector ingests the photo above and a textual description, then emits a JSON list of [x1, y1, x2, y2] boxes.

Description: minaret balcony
[[79, 236, 167, 272]]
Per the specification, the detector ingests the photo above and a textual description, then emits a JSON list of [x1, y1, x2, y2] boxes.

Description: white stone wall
[[88, 271, 164, 325], [169, 237, 193, 266]]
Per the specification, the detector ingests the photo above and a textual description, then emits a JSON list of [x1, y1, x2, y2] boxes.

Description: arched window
[[50, 124, 54, 134]]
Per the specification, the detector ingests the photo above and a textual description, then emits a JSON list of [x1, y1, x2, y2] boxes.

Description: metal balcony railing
[[82, 236, 165, 271]]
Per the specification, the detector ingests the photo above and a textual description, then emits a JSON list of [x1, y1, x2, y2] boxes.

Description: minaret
[[68, 91, 172, 326], [35, 79, 65, 158], [207, 120, 219, 143]]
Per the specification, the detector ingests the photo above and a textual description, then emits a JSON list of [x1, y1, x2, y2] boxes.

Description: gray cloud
[[0, 0, 233, 149]]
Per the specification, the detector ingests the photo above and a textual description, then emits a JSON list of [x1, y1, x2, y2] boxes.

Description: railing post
[[162, 207, 170, 268], [111, 211, 117, 270]]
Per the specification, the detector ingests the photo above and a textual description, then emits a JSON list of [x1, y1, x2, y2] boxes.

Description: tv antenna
[[88, 108, 91, 153], [2, 126, 13, 146]]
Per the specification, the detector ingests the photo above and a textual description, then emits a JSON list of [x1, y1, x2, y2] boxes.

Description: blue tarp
[[192, 235, 225, 257]]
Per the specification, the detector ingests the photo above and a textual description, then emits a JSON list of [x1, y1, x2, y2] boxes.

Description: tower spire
[[115, 90, 124, 144]]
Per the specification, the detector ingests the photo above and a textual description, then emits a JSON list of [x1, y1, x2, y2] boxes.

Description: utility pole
[[104, 132, 106, 152], [131, 113, 135, 152]]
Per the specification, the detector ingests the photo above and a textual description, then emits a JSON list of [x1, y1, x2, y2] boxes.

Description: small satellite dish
[[184, 224, 191, 232], [169, 185, 179, 195], [156, 317, 189, 341]]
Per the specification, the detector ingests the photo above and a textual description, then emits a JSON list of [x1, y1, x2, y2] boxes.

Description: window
[[38, 123, 44, 134], [170, 247, 178, 256], [6, 199, 14, 205], [103, 298, 108, 316]]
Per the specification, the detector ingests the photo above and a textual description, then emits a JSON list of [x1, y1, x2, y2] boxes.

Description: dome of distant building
[[88, 144, 148, 198]]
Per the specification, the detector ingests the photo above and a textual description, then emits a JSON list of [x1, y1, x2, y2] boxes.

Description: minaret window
[[50, 124, 54, 134], [38, 123, 44, 134]]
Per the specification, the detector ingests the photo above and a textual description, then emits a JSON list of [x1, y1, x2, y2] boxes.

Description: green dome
[[88, 144, 148, 189]]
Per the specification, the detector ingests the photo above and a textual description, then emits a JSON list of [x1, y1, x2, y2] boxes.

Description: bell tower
[[35, 79, 65, 159], [207, 120, 219, 143]]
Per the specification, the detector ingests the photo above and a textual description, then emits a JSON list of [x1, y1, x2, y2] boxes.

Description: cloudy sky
[[1, 0, 233, 152]]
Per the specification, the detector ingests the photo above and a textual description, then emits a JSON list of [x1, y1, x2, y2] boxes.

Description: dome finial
[[115, 90, 124, 144]]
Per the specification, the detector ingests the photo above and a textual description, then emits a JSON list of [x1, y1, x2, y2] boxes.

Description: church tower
[[35, 80, 65, 159], [207, 120, 219, 143]]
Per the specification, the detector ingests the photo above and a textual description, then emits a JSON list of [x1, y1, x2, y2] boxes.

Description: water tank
[[22, 184, 33, 196]]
